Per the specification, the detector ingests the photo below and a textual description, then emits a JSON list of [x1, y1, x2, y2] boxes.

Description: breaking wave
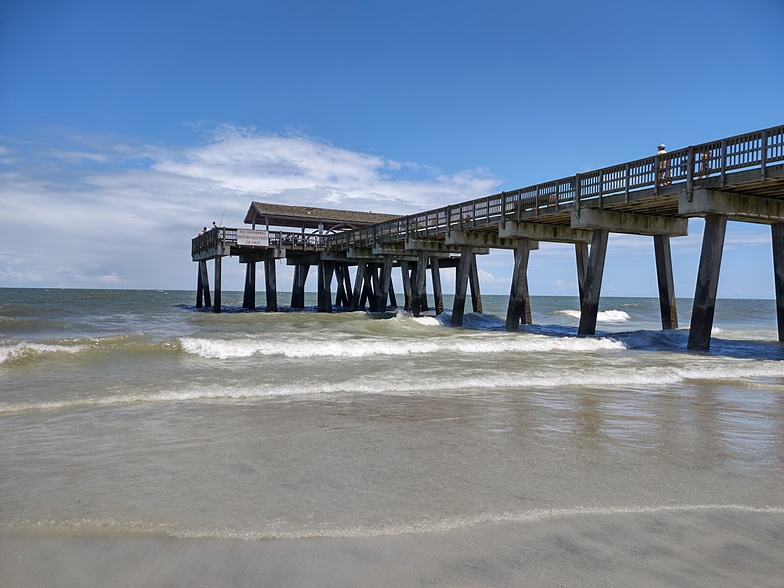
[[556, 309, 631, 322], [179, 332, 625, 359]]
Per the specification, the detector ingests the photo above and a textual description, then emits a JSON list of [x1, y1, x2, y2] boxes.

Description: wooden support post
[[317, 262, 326, 312], [326, 261, 336, 313], [408, 261, 418, 311], [653, 235, 678, 329], [451, 246, 472, 327], [688, 215, 727, 350], [264, 258, 277, 312], [359, 264, 374, 309], [243, 262, 256, 309], [199, 260, 212, 308], [420, 276, 430, 312], [506, 240, 532, 330], [351, 262, 366, 310], [388, 277, 398, 308], [290, 265, 300, 308], [772, 223, 784, 342], [400, 261, 413, 311], [196, 260, 209, 308], [196, 266, 202, 308], [213, 256, 222, 313], [369, 263, 382, 311], [468, 253, 483, 314], [575, 242, 589, 307], [366, 264, 377, 311], [430, 257, 444, 315], [342, 265, 353, 307], [375, 256, 394, 312], [317, 261, 335, 313], [411, 252, 428, 317], [577, 229, 609, 335], [334, 266, 348, 307], [291, 264, 309, 308]]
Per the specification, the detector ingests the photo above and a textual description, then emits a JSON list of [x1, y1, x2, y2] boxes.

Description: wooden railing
[[325, 124, 784, 250], [192, 228, 327, 256]]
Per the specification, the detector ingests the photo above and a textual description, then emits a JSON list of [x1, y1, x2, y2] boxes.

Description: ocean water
[[1, 288, 783, 586]]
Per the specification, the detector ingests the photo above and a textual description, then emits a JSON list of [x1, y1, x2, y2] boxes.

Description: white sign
[[236, 229, 269, 247]]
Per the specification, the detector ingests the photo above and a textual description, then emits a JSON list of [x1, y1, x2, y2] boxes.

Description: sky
[[1, 0, 783, 298]]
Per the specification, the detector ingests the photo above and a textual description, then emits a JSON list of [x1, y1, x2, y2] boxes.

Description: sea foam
[[179, 332, 625, 359], [556, 309, 631, 322], [0, 342, 84, 365]]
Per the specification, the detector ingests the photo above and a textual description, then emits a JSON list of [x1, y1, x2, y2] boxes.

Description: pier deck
[[192, 124, 784, 349]]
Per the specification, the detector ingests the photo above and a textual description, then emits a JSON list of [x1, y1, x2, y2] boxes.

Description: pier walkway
[[192, 124, 784, 350]]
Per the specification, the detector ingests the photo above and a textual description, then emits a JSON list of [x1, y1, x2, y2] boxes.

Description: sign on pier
[[237, 229, 269, 247]]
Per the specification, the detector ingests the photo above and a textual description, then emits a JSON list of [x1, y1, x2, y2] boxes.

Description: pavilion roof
[[243, 201, 401, 231]]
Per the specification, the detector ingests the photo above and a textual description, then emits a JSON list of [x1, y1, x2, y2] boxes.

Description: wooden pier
[[192, 124, 784, 350]]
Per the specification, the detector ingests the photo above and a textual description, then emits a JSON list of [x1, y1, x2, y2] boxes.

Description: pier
[[192, 124, 784, 350]]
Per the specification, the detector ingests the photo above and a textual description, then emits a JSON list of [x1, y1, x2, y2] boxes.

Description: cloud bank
[[0, 126, 499, 289]]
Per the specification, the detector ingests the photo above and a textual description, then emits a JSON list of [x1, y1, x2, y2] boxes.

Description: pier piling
[[688, 215, 727, 350], [451, 246, 473, 327], [577, 230, 608, 335], [506, 240, 533, 330], [264, 259, 277, 311], [213, 257, 222, 313], [243, 261, 256, 309], [772, 223, 784, 342], [653, 235, 678, 329]]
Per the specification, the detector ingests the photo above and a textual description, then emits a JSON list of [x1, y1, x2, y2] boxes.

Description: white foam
[[411, 316, 441, 327], [676, 359, 784, 382], [179, 333, 626, 359], [556, 309, 631, 322], [0, 342, 84, 364], [556, 309, 582, 320], [0, 366, 685, 415], [598, 310, 632, 322]]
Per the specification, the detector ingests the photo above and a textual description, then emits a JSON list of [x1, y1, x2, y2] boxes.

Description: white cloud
[[0, 126, 501, 289], [147, 126, 500, 213]]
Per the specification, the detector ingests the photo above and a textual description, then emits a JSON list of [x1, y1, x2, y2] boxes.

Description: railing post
[[574, 173, 581, 218], [762, 130, 768, 181], [500, 193, 506, 228], [686, 145, 695, 202], [624, 163, 630, 204], [535, 186, 540, 219], [598, 171, 603, 209], [654, 154, 660, 198], [720, 139, 727, 187]]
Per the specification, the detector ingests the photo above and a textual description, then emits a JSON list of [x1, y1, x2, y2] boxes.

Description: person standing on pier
[[698, 149, 711, 180], [657, 144, 670, 185]]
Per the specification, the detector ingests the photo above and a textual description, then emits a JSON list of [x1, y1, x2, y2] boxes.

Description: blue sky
[[1, 0, 783, 298]]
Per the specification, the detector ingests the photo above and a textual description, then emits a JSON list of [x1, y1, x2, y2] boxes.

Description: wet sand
[[3, 509, 783, 587]]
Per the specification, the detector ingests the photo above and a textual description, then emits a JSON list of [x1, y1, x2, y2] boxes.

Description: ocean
[[1, 288, 783, 586]]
